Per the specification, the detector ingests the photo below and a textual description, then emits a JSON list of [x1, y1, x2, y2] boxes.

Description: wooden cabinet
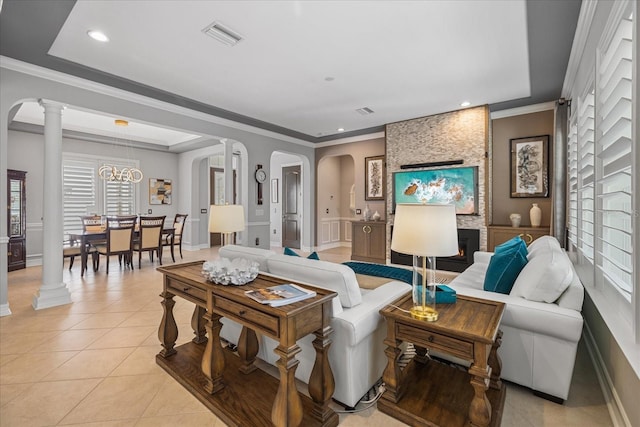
[[351, 221, 386, 263], [487, 225, 549, 251], [7, 169, 26, 271]]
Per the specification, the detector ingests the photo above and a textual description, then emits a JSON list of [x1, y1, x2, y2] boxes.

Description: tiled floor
[[1, 246, 612, 426]]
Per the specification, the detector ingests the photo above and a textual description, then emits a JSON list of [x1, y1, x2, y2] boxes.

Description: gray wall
[[7, 129, 179, 264]]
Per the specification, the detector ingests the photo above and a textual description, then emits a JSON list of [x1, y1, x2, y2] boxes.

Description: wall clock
[[255, 164, 266, 204]]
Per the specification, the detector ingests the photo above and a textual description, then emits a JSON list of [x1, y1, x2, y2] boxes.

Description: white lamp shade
[[208, 204, 245, 233], [391, 204, 459, 257]]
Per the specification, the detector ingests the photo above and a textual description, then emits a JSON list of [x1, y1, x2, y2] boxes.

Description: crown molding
[[1, 56, 316, 148], [313, 131, 386, 148], [490, 101, 556, 120]]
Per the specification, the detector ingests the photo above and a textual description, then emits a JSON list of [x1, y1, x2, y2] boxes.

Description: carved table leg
[[308, 325, 336, 424], [191, 305, 207, 344], [237, 326, 259, 374], [202, 310, 225, 394], [381, 319, 403, 403], [468, 341, 492, 427], [489, 330, 503, 390], [158, 291, 178, 358], [272, 344, 303, 427]]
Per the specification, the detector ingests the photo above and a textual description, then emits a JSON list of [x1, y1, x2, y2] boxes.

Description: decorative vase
[[363, 204, 372, 221], [530, 203, 542, 227], [509, 213, 521, 228], [372, 210, 381, 221]]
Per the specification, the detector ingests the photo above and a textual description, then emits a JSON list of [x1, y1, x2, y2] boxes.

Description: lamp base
[[410, 305, 438, 322]]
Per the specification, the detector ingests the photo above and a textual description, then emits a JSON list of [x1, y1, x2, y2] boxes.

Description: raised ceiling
[[0, 0, 581, 143]]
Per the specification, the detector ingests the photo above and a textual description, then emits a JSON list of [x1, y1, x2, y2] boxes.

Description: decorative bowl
[[202, 257, 259, 285]]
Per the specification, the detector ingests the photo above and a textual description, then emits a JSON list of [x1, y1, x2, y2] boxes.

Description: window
[[62, 155, 138, 236], [567, 117, 578, 247], [578, 87, 595, 263], [595, 3, 633, 303]]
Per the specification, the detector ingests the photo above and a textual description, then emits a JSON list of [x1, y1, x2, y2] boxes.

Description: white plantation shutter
[[567, 117, 578, 247], [63, 161, 96, 236], [578, 89, 595, 262], [104, 171, 135, 216], [63, 156, 139, 230], [595, 6, 633, 300]]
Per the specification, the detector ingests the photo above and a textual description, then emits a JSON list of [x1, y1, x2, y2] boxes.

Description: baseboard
[[0, 303, 12, 317], [26, 254, 43, 267], [582, 324, 631, 427], [315, 242, 351, 252]]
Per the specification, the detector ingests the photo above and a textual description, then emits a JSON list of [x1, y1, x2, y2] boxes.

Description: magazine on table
[[245, 283, 316, 307]]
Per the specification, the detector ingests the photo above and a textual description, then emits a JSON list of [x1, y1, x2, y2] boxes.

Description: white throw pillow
[[511, 248, 574, 303], [527, 235, 561, 260]]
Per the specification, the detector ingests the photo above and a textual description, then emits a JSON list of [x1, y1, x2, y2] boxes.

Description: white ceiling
[[43, 0, 530, 140], [14, 102, 202, 146]]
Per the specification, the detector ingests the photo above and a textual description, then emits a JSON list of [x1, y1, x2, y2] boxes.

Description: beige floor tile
[[118, 310, 162, 328], [70, 312, 135, 329], [135, 412, 222, 427], [59, 374, 167, 425], [36, 328, 111, 352], [0, 351, 77, 384], [0, 378, 100, 427], [86, 326, 156, 349], [60, 421, 137, 427], [0, 353, 19, 367], [141, 375, 210, 418], [109, 346, 164, 377], [0, 330, 61, 354], [44, 347, 135, 381], [0, 382, 31, 407]]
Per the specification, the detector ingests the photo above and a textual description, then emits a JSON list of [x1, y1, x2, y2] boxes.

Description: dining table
[[68, 227, 175, 276]]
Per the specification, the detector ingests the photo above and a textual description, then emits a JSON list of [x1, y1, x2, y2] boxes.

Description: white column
[[222, 139, 234, 203], [33, 99, 71, 310]]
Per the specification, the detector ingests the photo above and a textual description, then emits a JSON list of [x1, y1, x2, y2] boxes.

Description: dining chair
[[163, 213, 188, 262], [94, 220, 136, 274], [133, 215, 166, 268], [63, 238, 98, 271]]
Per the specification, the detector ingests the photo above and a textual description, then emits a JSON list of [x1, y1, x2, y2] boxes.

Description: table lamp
[[391, 203, 458, 321], [208, 204, 245, 246]]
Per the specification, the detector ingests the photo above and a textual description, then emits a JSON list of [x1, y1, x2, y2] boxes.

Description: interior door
[[282, 165, 301, 249]]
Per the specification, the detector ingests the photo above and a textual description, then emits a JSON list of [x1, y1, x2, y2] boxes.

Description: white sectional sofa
[[217, 245, 410, 408], [447, 236, 584, 402]]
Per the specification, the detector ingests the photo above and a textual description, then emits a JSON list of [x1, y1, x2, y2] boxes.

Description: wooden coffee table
[[379, 293, 506, 427]]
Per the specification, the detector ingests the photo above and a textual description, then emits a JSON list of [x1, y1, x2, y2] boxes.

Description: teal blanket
[[342, 262, 417, 285]]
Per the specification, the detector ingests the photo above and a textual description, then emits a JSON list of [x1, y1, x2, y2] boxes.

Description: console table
[[379, 293, 506, 427], [156, 261, 339, 427]]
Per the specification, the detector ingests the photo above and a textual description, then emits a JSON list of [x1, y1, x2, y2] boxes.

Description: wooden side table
[[156, 261, 339, 427], [379, 293, 506, 427]]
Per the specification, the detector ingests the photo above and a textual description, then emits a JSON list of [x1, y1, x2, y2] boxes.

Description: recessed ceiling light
[[325, 77, 335, 82], [460, 101, 471, 107], [337, 128, 345, 132], [87, 30, 109, 42], [114, 119, 129, 127]]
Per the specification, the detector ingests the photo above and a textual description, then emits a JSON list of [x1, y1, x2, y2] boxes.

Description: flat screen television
[[392, 166, 479, 215]]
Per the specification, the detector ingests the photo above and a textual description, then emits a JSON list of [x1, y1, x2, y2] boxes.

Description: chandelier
[[99, 119, 144, 183]]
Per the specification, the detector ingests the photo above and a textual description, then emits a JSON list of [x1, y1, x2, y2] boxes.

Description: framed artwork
[[149, 178, 172, 205], [392, 166, 478, 214], [365, 155, 385, 200], [510, 135, 549, 198], [271, 179, 279, 203]]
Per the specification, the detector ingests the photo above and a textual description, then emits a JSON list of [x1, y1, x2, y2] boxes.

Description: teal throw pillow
[[494, 236, 528, 259], [483, 249, 528, 294], [283, 247, 320, 260]]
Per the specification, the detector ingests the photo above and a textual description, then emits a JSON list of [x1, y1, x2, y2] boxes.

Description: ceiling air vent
[[356, 107, 375, 115], [202, 21, 243, 46]]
